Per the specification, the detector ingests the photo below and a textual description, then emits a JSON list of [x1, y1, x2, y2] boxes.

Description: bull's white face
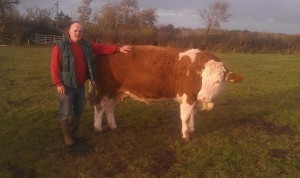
[[197, 60, 226, 107]]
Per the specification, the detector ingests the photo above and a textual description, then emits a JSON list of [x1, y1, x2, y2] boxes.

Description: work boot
[[60, 120, 74, 146], [69, 116, 80, 138]]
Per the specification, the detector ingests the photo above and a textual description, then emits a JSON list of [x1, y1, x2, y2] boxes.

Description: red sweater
[[50, 42, 118, 87]]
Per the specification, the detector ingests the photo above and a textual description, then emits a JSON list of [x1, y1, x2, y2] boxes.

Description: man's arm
[[91, 43, 132, 55], [50, 45, 65, 95], [91, 43, 118, 55]]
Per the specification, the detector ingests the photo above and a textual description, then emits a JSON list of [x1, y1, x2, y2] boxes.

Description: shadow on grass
[[5, 163, 36, 178]]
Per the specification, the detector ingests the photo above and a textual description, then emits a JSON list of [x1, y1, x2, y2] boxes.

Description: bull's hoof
[[94, 127, 103, 134], [189, 128, 195, 133], [94, 130, 102, 135], [182, 137, 190, 142], [182, 130, 190, 141], [110, 125, 117, 130]]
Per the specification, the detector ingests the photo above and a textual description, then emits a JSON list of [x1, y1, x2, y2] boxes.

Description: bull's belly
[[120, 91, 169, 104], [120, 91, 214, 111]]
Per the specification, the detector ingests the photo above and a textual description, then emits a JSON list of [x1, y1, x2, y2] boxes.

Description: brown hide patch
[[175, 57, 201, 104], [94, 55, 121, 103], [96, 46, 183, 100]]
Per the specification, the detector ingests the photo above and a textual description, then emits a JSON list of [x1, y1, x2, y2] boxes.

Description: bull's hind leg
[[180, 101, 195, 140], [104, 98, 117, 130], [94, 104, 105, 132], [188, 110, 196, 133], [94, 97, 117, 132]]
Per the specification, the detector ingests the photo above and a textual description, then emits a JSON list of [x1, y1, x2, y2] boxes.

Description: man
[[50, 22, 132, 146]]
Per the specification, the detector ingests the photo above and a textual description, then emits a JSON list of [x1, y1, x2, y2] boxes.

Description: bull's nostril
[[198, 95, 206, 101]]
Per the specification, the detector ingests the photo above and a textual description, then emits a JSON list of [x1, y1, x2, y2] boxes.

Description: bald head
[[69, 23, 83, 43]]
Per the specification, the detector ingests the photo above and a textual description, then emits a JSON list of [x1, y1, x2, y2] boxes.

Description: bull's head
[[197, 60, 243, 110]]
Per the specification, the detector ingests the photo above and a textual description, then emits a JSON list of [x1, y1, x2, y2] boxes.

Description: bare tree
[[138, 8, 157, 28], [77, 0, 92, 24], [93, 2, 119, 32], [199, 0, 231, 48], [119, 0, 138, 24], [56, 11, 72, 29], [25, 6, 52, 23], [90, 0, 157, 43], [0, 0, 19, 43], [0, 0, 19, 20]]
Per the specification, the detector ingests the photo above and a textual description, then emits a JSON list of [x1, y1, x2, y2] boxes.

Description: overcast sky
[[19, 0, 300, 35]]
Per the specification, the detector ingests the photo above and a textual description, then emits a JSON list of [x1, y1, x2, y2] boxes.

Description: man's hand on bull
[[119, 45, 132, 54]]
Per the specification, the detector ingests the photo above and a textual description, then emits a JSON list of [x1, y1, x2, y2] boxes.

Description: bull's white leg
[[94, 105, 104, 132], [104, 98, 117, 130], [180, 102, 195, 140], [188, 110, 195, 132]]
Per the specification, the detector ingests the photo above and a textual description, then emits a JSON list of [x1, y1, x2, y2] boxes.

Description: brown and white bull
[[89, 45, 243, 140]]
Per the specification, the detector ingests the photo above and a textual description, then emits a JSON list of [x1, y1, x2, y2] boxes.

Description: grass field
[[0, 46, 300, 177]]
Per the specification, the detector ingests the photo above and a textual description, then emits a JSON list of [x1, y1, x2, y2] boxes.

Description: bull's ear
[[226, 72, 243, 83]]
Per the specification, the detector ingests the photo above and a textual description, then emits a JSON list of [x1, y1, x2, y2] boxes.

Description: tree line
[[0, 0, 299, 54]]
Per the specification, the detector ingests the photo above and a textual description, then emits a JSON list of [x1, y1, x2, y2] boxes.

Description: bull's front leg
[[188, 109, 196, 132], [180, 102, 195, 141]]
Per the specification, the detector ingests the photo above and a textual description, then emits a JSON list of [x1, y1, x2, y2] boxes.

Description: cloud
[[157, 9, 201, 28], [222, 15, 300, 34], [265, 18, 275, 22]]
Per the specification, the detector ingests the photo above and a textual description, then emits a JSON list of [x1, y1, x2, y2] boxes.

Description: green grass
[[0, 46, 300, 177]]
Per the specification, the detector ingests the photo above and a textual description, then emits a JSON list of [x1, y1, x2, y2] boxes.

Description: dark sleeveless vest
[[56, 35, 96, 87]]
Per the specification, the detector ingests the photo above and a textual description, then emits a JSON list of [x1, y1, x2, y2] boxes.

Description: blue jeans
[[58, 85, 85, 121]]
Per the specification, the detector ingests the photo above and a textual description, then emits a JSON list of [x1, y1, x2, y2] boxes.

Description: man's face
[[69, 23, 83, 43]]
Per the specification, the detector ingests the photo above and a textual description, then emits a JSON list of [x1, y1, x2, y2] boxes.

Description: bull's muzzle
[[199, 102, 214, 111]]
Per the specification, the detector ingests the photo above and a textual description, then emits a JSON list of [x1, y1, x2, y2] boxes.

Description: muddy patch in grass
[[239, 118, 293, 135], [6, 97, 30, 107], [68, 138, 94, 156], [149, 149, 177, 177], [269, 149, 289, 158], [9, 79, 16, 85]]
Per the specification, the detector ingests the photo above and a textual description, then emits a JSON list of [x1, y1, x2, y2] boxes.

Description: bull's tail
[[88, 80, 96, 105]]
